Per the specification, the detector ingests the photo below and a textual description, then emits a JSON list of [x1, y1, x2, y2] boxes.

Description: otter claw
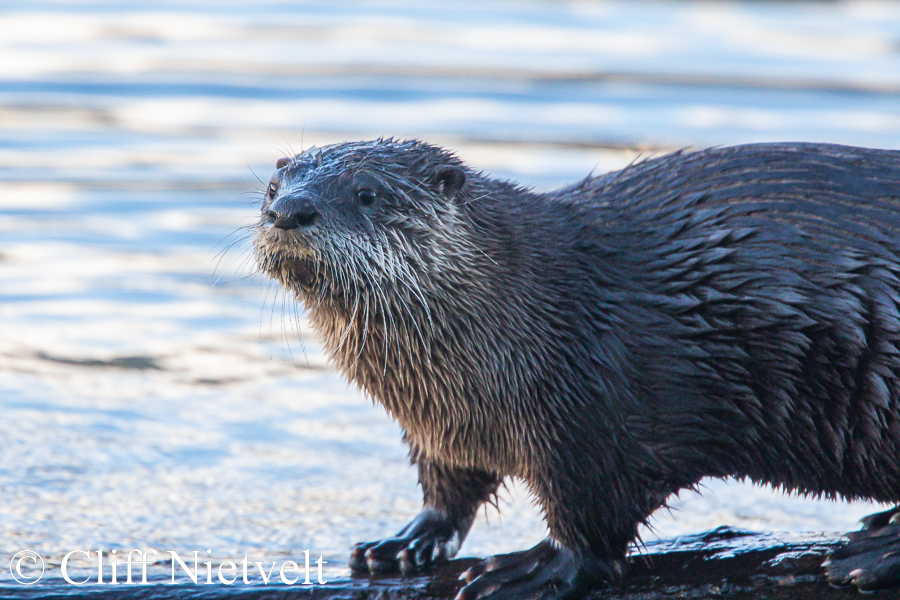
[[398, 551, 411, 573], [826, 511, 900, 591], [348, 543, 370, 572]]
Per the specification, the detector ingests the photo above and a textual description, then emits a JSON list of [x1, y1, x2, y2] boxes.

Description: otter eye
[[357, 189, 376, 206], [267, 182, 278, 196]]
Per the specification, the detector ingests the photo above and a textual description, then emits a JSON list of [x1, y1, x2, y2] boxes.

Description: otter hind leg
[[825, 506, 900, 591], [350, 460, 501, 574], [457, 538, 619, 600]]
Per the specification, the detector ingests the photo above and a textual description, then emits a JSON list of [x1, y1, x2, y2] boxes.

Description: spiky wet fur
[[255, 139, 900, 568]]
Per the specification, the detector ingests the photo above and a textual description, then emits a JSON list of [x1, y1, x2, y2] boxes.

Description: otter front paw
[[825, 507, 900, 591], [457, 538, 619, 600], [350, 508, 466, 574]]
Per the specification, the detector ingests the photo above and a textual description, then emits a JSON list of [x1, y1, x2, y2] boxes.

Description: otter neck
[[304, 216, 548, 471]]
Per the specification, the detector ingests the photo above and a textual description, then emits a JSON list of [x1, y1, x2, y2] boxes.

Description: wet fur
[[255, 140, 900, 583]]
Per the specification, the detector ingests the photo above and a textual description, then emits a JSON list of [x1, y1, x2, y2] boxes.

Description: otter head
[[253, 139, 473, 366]]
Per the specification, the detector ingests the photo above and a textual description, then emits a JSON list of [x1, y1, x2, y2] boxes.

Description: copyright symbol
[[10, 550, 44, 584]]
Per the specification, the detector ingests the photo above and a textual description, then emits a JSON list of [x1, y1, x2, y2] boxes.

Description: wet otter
[[254, 139, 900, 599]]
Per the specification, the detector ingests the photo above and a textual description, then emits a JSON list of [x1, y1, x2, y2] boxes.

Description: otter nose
[[266, 195, 320, 230]]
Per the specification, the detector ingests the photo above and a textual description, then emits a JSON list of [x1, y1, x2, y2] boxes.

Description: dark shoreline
[[3, 528, 894, 600]]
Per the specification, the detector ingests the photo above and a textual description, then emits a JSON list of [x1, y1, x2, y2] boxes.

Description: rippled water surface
[[2, 0, 900, 590]]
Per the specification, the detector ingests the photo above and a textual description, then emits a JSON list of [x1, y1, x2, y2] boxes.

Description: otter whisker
[[212, 230, 255, 270], [333, 277, 360, 357], [380, 249, 420, 364], [374, 259, 404, 375], [256, 276, 276, 342], [394, 256, 436, 339], [458, 190, 492, 207], [455, 232, 499, 268], [382, 228, 436, 337], [345, 237, 390, 372], [213, 243, 256, 287], [244, 160, 268, 191], [286, 284, 310, 365], [332, 240, 364, 354], [361, 219, 414, 369], [355, 288, 371, 363], [362, 262, 392, 376], [388, 252, 433, 356], [279, 283, 295, 363], [263, 279, 281, 343]]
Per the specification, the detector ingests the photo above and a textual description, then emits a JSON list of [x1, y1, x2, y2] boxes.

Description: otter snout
[[266, 194, 319, 230]]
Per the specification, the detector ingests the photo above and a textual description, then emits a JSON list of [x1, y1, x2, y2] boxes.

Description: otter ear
[[433, 165, 466, 201], [276, 157, 291, 169]]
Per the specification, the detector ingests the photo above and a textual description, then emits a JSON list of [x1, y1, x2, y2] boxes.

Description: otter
[[254, 139, 900, 599]]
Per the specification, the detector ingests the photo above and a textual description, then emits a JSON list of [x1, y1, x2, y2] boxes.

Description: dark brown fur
[[254, 140, 900, 599]]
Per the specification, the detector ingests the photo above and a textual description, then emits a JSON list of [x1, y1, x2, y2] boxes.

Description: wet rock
[[4, 528, 896, 599]]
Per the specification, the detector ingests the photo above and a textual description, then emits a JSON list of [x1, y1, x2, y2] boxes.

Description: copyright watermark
[[9, 550, 45, 584], [9, 549, 326, 586]]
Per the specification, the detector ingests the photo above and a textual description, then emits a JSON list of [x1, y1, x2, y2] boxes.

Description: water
[[1, 0, 899, 591]]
